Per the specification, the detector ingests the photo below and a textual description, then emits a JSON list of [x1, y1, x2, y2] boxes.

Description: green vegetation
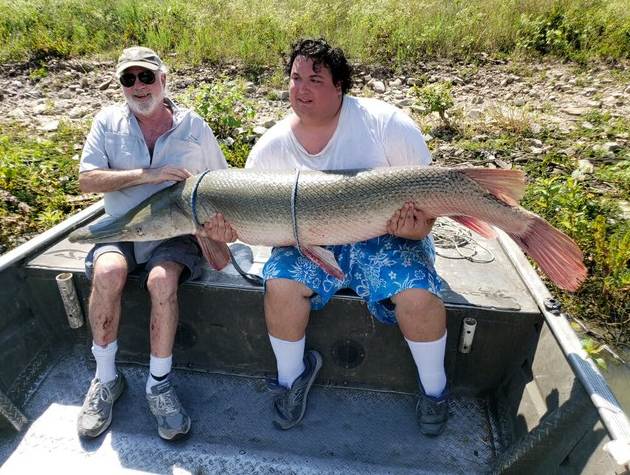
[[412, 82, 455, 128], [0, 122, 86, 252], [179, 77, 257, 168], [582, 337, 608, 370], [0, 0, 629, 346], [1, 0, 629, 68]]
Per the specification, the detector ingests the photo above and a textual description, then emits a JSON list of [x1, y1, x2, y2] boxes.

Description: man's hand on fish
[[200, 213, 238, 243], [386, 203, 436, 240], [146, 165, 193, 184]]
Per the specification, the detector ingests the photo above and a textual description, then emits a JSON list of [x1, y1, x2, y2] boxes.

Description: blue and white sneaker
[[267, 349, 323, 430]]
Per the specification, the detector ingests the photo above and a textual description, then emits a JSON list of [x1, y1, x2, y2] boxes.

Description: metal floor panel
[[0, 351, 502, 474]]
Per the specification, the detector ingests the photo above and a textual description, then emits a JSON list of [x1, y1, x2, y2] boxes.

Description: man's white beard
[[128, 93, 162, 116]]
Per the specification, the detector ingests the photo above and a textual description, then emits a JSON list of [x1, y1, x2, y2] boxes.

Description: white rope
[[432, 218, 495, 263]]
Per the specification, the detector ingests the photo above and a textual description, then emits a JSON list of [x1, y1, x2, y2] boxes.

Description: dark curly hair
[[285, 38, 353, 94]]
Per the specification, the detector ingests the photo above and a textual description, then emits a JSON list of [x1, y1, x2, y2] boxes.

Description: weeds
[[1, 0, 629, 67], [592, 216, 630, 292], [411, 82, 455, 128], [521, 171, 630, 339], [582, 337, 608, 370], [0, 122, 89, 253], [484, 104, 536, 135], [178, 76, 257, 168]]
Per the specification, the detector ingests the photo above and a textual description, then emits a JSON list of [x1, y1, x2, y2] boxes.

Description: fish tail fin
[[302, 245, 345, 280], [508, 215, 587, 292], [196, 230, 232, 270], [461, 168, 526, 206]]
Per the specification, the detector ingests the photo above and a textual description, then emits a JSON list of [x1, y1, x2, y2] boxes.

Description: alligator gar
[[68, 166, 587, 291]]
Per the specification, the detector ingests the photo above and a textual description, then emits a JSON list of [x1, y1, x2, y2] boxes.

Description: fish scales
[[188, 167, 527, 246]]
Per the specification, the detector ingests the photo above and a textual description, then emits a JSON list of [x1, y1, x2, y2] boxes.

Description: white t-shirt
[[246, 96, 432, 171]]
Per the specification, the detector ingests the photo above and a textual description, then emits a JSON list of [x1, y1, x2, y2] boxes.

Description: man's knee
[[392, 288, 444, 317], [92, 254, 128, 292], [266, 278, 314, 302], [146, 261, 183, 296]]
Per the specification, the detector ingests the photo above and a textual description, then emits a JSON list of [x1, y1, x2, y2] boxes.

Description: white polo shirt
[[80, 98, 228, 262]]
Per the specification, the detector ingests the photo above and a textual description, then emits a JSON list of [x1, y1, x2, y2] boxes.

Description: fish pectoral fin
[[450, 216, 498, 239], [196, 232, 232, 270], [302, 245, 345, 280]]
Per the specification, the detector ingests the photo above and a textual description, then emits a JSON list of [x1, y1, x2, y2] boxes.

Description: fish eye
[[134, 227, 144, 236]]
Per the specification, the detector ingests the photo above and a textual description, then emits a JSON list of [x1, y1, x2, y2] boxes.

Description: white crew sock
[[146, 354, 173, 393], [268, 334, 306, 388], [405, 331, 448, 397], [92, 340, 118, 384]]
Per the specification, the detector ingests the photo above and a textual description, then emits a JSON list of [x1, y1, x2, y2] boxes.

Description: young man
[[245, 38, 449, 435], [76, 46, 230, 440]]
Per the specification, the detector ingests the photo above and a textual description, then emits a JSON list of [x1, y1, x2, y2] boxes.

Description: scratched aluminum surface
[[0, 352, 505, 475]]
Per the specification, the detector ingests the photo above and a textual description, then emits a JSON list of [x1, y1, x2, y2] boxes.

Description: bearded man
[[76, 46, 230, 440]]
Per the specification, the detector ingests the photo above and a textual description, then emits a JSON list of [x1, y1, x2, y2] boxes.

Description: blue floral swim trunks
[[262, 234, 443, 325]]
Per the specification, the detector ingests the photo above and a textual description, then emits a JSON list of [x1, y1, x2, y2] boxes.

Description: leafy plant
[[181, 76, 257, 139], [179, 76, 258, 168], [522, 175, 596, 243], [411, 82, 454, 128], [582, 337, 608, 371], [0, 122, 88, 253], [29, 67, 48, 80], [592, 216, 630, 291]]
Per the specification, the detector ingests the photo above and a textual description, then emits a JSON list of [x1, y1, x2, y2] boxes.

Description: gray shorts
[[84, 236, 203, 289]]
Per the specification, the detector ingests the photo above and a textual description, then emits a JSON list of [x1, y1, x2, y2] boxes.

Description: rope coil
[[432, 219, 495, 263]]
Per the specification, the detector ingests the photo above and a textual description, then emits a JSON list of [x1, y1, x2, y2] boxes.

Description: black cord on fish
[[191, 169, 213, 228], [191, 169, 264, 285], [290, 169, 303, 254]]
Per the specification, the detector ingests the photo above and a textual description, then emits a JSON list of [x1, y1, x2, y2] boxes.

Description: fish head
[[68, 184, 196, 244]]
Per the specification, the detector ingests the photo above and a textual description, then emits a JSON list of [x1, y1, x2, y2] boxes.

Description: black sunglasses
[[119, 70, 156, 88]]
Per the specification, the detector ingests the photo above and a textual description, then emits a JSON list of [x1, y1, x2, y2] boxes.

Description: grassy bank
[[1, 0, 630, 68]]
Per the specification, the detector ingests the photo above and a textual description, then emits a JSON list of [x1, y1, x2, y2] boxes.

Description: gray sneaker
[[415, 384, 449, 437], [77, 370, 126, 438], [146, 379, 191, 440], [266, 349, 323, 430]]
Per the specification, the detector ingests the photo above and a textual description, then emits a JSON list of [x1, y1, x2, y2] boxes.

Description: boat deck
[[0, 350, 508, 474], [0, 217, 577, 474]]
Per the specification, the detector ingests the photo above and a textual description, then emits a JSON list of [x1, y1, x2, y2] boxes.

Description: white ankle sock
[[405, 331, 447, 397], [268, 334, 306, 388], [92, 340, 118, 384], [146, 355, 172, 393]]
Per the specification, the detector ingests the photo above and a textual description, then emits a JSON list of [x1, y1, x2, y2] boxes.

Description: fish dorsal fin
[[450, 216, 498, 239], [301, 245, 345, 280], [460, 168, 525, 206], [196, 229, 232, 270]]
